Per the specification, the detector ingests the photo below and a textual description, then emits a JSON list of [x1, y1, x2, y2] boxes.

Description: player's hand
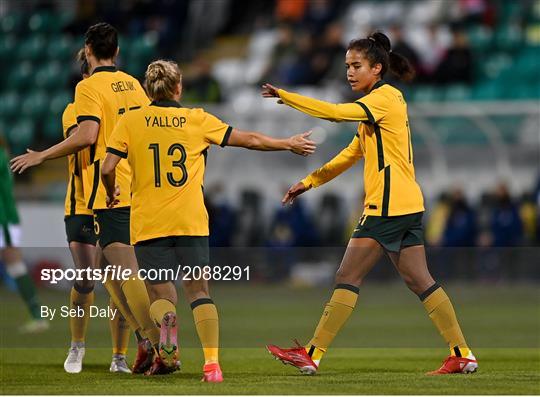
[[261, 83, 284, 103], [288, 130, 316, 156], [282, 182, 310, 205], [106, 185, 121, 208], [10, 149, 46, 174]]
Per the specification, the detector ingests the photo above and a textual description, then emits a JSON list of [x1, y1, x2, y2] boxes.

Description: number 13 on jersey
[[148, 143, 188, 188]]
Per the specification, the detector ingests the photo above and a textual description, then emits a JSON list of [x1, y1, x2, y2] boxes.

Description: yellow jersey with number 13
[[107, 100, 232, 244]]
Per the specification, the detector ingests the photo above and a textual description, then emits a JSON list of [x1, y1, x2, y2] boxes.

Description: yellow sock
[[421, 284, 471, 357], [109, 299, 130, 356], [70, 285, 94, 343], [191, 298, 219, 364], [149, 298, 176, 326], [306, 284, 359, 364], [121, 278, 160, 345], [103, 279, 140, 332]]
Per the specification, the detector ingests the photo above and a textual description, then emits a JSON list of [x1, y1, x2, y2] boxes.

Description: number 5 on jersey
[[148, 143, 188, 188]]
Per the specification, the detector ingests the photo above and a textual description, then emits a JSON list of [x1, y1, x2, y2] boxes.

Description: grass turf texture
[[1, 283, 539, 394]]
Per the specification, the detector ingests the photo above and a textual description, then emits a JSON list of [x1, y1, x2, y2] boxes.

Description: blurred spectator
[[233, 190, 265, 246], [261, 24, 298, 85], [442, 188, 477, 246], [434, 28, 474, 85], [302, 0, 342, 36], [389, 25, 421, 79], [206, 183, 237, 247], [267, 195, 319, 247], [317, 193, 347, 246], [489, 183, 523, 247], [182, 56, 223, 103], [311, 22, 347, 83], [276, 0, 308, 24]]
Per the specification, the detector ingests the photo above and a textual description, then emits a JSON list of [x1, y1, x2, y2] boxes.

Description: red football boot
[[144, 355, 180, 376], [266, 340, 318, 375], [201, 362, 223, 383], [132, 338, 154, 374], [427, 354, 478, 375]]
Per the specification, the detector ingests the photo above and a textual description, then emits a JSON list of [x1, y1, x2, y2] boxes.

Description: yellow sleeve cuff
[[301, 175, 314, 189]]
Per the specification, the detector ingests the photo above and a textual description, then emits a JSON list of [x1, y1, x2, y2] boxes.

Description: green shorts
[[351, 212, 425, 253], [134, 236, 209, 284], [64, 215, 97, 245], [94, 207, 131, 248]]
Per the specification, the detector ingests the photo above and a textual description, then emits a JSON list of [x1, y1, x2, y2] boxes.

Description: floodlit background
[[0, 0, 539, 280], [0, 2, 539, 395]]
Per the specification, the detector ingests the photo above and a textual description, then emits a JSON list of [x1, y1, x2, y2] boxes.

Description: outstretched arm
[[226, 128, 316, 156], [262, 83, 369, 122], [10, 120, 99, 174]]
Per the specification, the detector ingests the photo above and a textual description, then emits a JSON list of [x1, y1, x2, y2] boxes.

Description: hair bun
[[369, 31, 391, 53]]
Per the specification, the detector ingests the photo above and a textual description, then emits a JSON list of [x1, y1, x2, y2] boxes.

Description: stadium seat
[[128, 33, 158, 61], [20, 91, 49, 120], [0, 35, 17, 62], [43, 115, 62, 142], [6, 120, 35, 153], [0, 91, 20, 119], [443, 85, 472, 102], [28, 12, 61, 34], [433, 118, 489, 145], [493, 23, 523, 51], [1, 13, 24, 35], [35, 61, 68, 90], [17, 35, 47, 61], [49, 91, 73, 116], [6, 62, 34, 90], [47, 35, 76, 61], [472, 81, 503, 100], [410, 86, 442, 102]]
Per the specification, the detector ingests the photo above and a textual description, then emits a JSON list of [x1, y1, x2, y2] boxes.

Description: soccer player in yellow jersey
[[101, 60, 316, 380], [11, 23, 161, 374], [263, 32, 478, 375], [61, 50, 130, 374]]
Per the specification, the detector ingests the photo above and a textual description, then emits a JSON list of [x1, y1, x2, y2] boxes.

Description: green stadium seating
[[0, 35, 17, 62], [7, 120, 35, 153], [6, 62, 33, 90], [128, 33, 158, 60], [467, 25, 493, 52], [20, 91, 48, 120], [433, 117, 489, 145], [1, 13, 24, 35], [47, 35, 76, 61], [49, 91, 73, 116], [0, 92, 20, 120], [443, 85, 473, 101], [472, 81, 503, 100], [35, 61, 69, 90], [28, 12, 63, 34], [493, 23, 523, 51], [411, 86, 442, 102], [17, 35, 47, 61], [43, 114, 62, 142]]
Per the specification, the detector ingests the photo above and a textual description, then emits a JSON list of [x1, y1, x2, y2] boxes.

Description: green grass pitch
[[1, 283, 539, 394]]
